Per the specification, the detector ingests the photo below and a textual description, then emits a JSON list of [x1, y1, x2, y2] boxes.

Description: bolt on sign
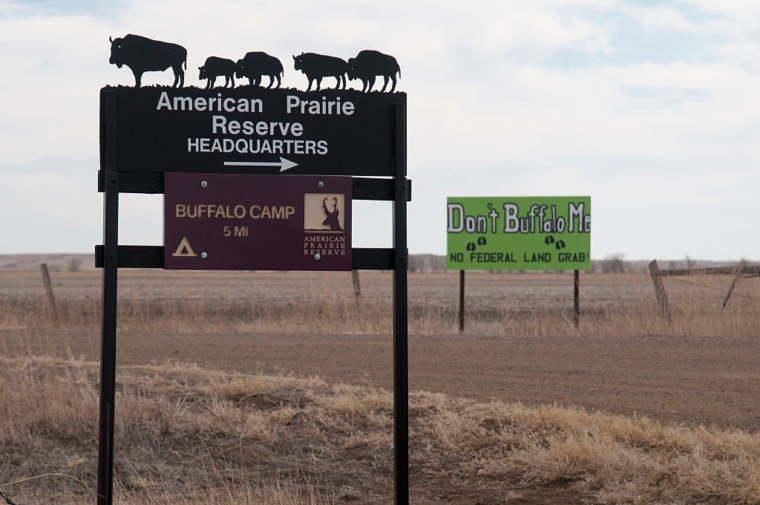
[[447, 196, 591, 271], [165, 173, 352, 271]]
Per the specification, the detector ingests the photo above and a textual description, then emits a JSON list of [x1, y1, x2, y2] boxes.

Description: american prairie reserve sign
[[101, 87, 404, 176], [165, 173, 352, 271], [447, 196, 591, 271]]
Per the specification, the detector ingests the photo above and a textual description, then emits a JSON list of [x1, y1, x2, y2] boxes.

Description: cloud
[[620, 5, 696, 32], [672, 0, 760, 68], [0, 13, 113, 165], [0, 0, 758, 259]]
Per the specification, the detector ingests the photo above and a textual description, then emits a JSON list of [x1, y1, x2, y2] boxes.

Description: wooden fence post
[[351, 270, 362, 309], [648, 260, 671, 322], [722, 262, 745, 309], [40, 263, 59, 326]]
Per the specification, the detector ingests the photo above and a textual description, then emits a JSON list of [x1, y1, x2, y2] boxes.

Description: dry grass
[[3, 355, 760, 504], [1, 270, 760, 337], [3, 269, 760, 503]]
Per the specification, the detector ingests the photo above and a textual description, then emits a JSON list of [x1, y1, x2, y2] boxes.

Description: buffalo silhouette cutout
[[109, 34, 187, 88], [347, 50, 401, 93], [198, 56, 236, 89], [107, 36, 402, 92], [235, 52, 284, 88], [293, 52, 348, 92]]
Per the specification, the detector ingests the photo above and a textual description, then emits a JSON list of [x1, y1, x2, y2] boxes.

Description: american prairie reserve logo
[[303, 193, 347, 257]]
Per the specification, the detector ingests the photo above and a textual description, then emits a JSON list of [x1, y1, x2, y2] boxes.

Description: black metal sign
[[100, 87, 404, 176]]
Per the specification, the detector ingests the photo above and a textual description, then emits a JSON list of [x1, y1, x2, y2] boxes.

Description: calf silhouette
[[293, 52, 348, 92], [347, 50, 401, 93], [235, 52, 283, 88], [109, 34, 187, 88], [199, 56, 236, 89]]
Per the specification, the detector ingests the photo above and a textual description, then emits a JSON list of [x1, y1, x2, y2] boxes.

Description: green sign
[[447, 196, 591, 271]]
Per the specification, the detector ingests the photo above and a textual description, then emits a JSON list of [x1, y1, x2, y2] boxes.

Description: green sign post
[[447, 196, 591, 271]]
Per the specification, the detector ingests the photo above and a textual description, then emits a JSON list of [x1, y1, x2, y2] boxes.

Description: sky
[[1, 0, 759, 261]]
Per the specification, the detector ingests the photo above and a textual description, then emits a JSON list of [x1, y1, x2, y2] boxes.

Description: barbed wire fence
[[0, 490, 18, 505], [647, 260, 760, 320]]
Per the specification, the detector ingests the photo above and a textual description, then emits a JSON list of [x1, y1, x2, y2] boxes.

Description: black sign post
[[392, 103, 409, 504], [96, 91, 119, 505], [96, 86, 409, 504]]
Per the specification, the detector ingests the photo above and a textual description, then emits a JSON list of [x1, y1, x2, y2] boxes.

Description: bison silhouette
[[199, 56, 236, 89], [109, 34, 187, 88], [235, 52, 284, 88], [293, 52, 348, 92], [347, 50, 401, 93]]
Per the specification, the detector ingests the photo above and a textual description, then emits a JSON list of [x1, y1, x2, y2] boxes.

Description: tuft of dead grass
[[3, 355, 760, 504]]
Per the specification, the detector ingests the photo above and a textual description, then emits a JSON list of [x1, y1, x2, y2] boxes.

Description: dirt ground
[[3, 268, 760, 503], [6, 328, 760, 432], [3, 268, 760, 433]]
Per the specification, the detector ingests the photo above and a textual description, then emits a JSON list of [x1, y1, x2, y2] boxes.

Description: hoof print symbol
[[467, 237, 487, 252], [545, 235, 566, 250]]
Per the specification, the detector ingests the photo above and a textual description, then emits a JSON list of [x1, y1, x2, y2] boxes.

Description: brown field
[[2, 266, 760, 504]]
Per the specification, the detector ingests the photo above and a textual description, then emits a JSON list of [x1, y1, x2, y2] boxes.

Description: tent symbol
[[171, 237, 197, 257]]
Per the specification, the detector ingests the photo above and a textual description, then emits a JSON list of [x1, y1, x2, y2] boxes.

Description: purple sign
[[164, 173, 352, 271]]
